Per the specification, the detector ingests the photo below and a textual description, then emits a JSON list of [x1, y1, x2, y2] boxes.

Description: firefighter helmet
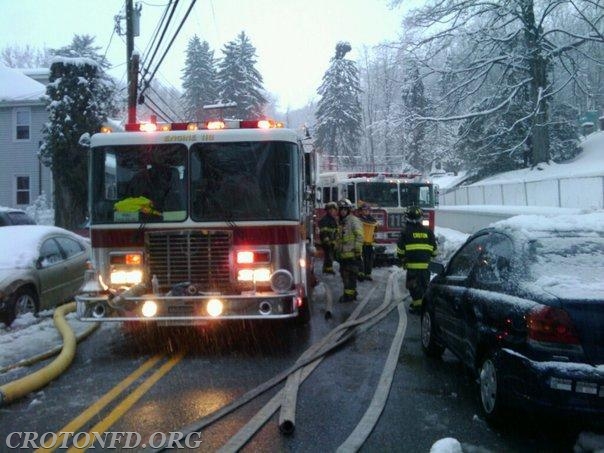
[[337, 198, 353, 210], [325, 202, 338, 210], [406, 206, 423, 222]]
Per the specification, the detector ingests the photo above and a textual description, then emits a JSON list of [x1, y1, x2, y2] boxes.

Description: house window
[[16, 176, 30, 205], [15, 108, 31, 140]]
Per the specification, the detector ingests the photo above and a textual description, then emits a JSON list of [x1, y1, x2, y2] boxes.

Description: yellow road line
[[35, 354, 164, 453], [67, 352, 185, 452]]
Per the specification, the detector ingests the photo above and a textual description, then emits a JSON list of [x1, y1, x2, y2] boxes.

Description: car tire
[[479, 351, 506, 423], [4, 287, 39, 326], [421, 309, 445, 358]]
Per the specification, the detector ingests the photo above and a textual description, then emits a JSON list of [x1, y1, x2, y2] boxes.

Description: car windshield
[[527, 234, 604, 299], [190, 141, 299, 222], [90, 144, 188, 224]]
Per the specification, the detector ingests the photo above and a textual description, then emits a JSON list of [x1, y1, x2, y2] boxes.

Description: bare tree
[[1, 44, 51, 68], [394, 0, 604, 166]]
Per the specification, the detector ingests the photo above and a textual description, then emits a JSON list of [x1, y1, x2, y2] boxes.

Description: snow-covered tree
[[216, 31, 267, 119], [40, 36, 116, 229], [181, 36, 218, 121], [1, 44, 51, 68], [400, 61, 430, 171], [52, 34, 111, 69], [314, 42, 364, 170], [395, 0, 604, 170]]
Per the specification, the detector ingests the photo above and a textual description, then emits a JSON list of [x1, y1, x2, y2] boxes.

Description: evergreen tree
[[400, 63, 429, 171], [52, 34, 111, 69], [181, 36, 218, 121], [40, 35, 116, 228], [314, 42, 363, 170], [216, 31, 267, 119]]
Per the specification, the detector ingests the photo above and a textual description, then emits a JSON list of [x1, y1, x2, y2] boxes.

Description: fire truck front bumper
[[76, 291, 301, 325]]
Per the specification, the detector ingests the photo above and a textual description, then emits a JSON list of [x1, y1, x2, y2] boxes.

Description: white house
[[0, 64, 53, 208]]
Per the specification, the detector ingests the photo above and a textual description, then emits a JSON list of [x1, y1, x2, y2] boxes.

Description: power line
[[141, 0, 172, 68], [140, 0, 180, 84], [144, 96, 174, 122], [146, 84, 184, 121], [140, 0, 196, 97]]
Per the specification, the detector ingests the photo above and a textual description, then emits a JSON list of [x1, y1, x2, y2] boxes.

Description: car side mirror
[[429, 261, 445, 274]]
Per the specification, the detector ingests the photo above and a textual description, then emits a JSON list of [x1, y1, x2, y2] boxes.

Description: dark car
[[0, 207, 36, 226], [421, 213, 604, 422]]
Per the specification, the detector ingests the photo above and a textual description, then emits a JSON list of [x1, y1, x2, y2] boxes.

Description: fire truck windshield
[[190, 141, 299, 221], [356, 182, 399, 207], [91, 144, 188, 223]]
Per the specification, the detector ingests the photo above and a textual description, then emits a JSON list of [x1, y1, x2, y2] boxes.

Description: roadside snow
[[0, 310, 98, 370]]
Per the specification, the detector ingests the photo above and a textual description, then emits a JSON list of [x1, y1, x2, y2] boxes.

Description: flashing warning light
[[100, 126, 112, 133], [125, 253, 142, 265], [140, 122, 158, 132], [257, 120, 271, 129], [187, 123, 198, 131], [159, 124, 172, 131], [207, 120, 226, 130]]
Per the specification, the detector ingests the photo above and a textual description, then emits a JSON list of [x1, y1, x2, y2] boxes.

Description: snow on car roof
[[0, 225, 80, 269]]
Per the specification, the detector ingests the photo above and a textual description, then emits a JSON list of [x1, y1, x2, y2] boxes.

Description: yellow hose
[[0, 302, 79, 406]]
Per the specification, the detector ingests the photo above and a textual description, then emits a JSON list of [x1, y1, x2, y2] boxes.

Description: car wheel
[[479, 351, 505, 423], [14, 288, 39, 316], [4, 287, 39, 326], [421, 309, 445, 358]]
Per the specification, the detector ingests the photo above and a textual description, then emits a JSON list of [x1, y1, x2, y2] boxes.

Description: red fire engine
[[76, 118, 316, 325], [316, 172, 438, 263]]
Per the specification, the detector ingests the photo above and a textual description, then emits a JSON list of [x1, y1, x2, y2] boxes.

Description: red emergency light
[[121, 118, 285, 133]]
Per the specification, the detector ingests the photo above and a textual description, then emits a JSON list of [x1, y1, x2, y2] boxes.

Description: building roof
[[0, 63, 46, 103]]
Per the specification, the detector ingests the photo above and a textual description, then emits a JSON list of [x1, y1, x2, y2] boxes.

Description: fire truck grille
[[146, 230, 232, 292]]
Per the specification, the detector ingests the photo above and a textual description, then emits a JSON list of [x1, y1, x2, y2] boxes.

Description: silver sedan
[[0, 225, 91, 326]]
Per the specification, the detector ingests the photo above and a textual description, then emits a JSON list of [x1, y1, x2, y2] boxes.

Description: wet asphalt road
[[0, 265, 598, 452]]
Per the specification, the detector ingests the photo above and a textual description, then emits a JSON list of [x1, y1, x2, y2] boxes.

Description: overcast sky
[[0, 0, 405, 111]]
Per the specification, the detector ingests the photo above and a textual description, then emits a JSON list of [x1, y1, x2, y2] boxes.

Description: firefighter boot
[[409, 299, 422, 314]]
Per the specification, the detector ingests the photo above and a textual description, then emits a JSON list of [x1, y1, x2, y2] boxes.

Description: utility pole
[[126, 0, 141, 124]]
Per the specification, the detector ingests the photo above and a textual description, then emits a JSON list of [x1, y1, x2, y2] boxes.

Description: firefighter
[[356, 202, 378, 281], [335, 198, 364, 302], [318, 202, 339, 274], [396, 206, 437, 314]]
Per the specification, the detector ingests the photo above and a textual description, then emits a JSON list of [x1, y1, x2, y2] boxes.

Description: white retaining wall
[[440, 176, 604, 210]]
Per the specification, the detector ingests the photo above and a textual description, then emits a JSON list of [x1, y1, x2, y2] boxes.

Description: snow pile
[[0, 311, 98, 370], [473, 131, 604, 185]]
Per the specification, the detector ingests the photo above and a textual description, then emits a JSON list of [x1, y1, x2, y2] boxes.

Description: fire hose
[[149, 268, 406, 452], [0, 302, 98, 406]]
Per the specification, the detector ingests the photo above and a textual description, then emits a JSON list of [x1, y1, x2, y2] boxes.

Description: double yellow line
[[35, 352, 185, 453]]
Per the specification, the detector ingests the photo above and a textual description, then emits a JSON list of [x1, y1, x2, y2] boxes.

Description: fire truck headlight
[[110, 269, 143, 285], [207, 298, 223, 317], [142, 300, 158, 317], [237, 268, 271, 282], [270, 269, 293, 294], [422, 219, 430, 227]]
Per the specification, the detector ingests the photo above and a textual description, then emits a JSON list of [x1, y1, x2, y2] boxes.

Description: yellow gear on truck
[[114, 196, 160, 216]]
